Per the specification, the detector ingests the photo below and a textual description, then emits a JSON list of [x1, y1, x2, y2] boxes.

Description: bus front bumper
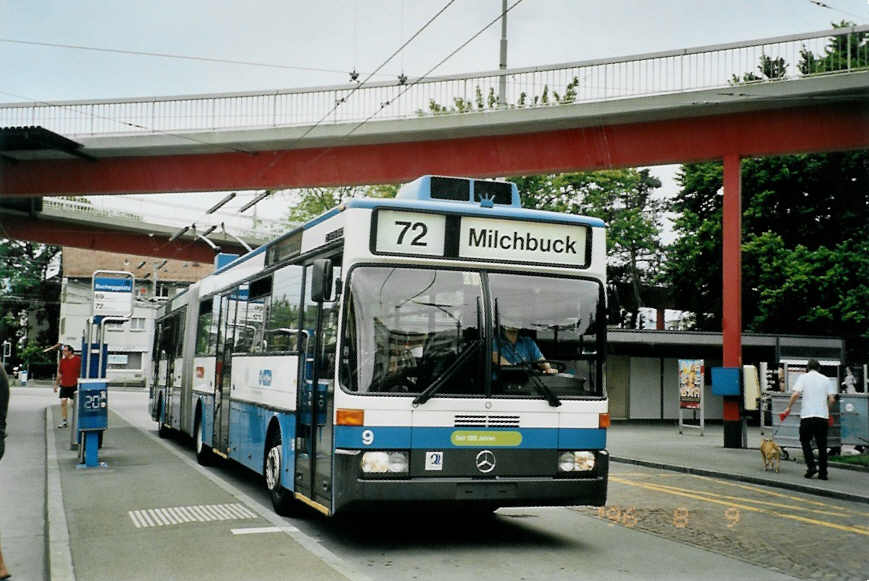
[[332, 451, 608, 513]]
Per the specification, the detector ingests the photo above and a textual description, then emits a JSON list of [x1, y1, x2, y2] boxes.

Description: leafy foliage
[[0, 240, 61, 368], [284, 184, 399, 224], [666, 23, 869, 359], [513, 169, 666, 328]]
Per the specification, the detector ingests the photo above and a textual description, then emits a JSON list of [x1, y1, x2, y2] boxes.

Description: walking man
[[783, 359, 836, 480], [54, 345, 81, 429]]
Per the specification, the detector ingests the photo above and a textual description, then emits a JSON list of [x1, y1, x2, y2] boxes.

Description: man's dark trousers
[[799, 417, 829, 476]]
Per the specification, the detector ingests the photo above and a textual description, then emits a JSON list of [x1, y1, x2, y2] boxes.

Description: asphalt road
[[8, 388, 866, 580], [106, 391, 812, 581]]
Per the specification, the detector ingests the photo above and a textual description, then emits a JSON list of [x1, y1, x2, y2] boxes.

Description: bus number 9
[[395, 221, 428, 247], [362, 430, 375, 446]]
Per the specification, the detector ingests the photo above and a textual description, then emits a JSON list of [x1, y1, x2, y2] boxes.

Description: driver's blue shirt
[[494, 335, 544, 365]]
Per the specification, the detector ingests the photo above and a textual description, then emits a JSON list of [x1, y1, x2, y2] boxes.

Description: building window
[[130, 317, 146, 331], [105, 321, 125, 332]]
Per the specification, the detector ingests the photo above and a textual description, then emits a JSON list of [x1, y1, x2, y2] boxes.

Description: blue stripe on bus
[[344, 198, 606, 228], [334, 426, 606, 450]]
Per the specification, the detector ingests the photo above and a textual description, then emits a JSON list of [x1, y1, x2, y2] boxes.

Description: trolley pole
[[498, 0, 508, 108]]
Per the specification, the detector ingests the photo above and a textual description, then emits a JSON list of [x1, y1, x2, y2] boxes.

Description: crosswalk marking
[[128, 503, 257, 528]]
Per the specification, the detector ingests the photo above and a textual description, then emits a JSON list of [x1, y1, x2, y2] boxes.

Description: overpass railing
[[1, 25, 866, 137], [41, 198, 284, 242]]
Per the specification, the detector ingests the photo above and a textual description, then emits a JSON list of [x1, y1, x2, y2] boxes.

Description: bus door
[[212, 292, 236, 456], [165, 310, 185, 430], [150, 320, 165, 420], [296, 259, 341, 511]]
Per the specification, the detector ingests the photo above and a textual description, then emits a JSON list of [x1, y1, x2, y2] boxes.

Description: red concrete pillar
[[656, 306, 665, 330], [722, 154, 744, 447]]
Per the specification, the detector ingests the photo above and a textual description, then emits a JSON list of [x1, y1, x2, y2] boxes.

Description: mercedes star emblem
[[475, 450, 496, 473]]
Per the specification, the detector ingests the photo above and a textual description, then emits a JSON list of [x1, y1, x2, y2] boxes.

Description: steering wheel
[[510, 359, 566, 373]]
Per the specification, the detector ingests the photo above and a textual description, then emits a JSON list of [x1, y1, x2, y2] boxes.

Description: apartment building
[[58, 247, 213, 386]]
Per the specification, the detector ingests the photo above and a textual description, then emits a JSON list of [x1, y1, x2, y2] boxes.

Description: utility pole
[[498, 0, 508, 108]]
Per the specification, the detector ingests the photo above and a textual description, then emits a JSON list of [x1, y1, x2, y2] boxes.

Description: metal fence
[[42, 198, 283, 241], [1, 25, 867, 137]]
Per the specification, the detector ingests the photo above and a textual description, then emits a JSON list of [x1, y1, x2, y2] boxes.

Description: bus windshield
[[340, 266, 604, 399]]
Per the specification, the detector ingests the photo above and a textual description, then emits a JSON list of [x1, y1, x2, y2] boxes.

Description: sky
[[1, 0, 867, 227]]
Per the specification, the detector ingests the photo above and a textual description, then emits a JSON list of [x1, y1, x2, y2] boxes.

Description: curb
[[45, 407, 76, 581], [610, 456, 869, 505]]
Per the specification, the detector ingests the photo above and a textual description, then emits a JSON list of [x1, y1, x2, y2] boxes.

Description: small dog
[[760, 437, 782, 472]]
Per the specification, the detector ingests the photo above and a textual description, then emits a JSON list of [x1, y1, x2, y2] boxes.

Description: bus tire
[[194, 409, 214, 466], [265, 429, 295, 516], [157, 397, 170, 439]]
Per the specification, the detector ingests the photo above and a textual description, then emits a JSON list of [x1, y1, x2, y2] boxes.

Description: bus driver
[[493, 325, 557, 374]]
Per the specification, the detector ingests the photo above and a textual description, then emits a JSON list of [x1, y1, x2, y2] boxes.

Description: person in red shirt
[[54, 345, 81, 429]]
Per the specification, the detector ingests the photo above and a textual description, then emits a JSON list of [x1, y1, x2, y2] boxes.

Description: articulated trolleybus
[[151, 175, 609, 516]]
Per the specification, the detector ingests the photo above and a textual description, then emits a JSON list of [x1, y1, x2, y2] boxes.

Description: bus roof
[[212, 175, 605, 277], [344, 198, 606, 228]]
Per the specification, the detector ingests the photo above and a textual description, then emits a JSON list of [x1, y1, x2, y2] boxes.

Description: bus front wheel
[[265, 430, 295, 516]]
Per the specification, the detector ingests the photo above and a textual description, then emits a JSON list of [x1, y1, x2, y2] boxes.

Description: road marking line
[[231, 526, 300, 535], [127, 503, 257, 527], [112, 404, 373, 581], [611, 476, 869, 536], [634, 480, 853, 518], [684, 474, 869, 516], [147, 509, 166, 526]]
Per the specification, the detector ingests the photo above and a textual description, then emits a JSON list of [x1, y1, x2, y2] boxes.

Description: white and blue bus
[[150, 175, 610, 516]]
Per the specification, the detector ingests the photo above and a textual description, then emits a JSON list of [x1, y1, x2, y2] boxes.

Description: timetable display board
[[93, 276, 134, 319], [372, 209, 590, 268]]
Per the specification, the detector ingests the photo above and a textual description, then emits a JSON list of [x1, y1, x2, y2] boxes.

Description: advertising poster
[[679, 359, 704, 409]]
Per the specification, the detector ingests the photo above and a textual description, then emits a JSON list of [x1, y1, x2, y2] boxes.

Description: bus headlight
[[361, 451, 409, 474], [558, 451, 595, 472]]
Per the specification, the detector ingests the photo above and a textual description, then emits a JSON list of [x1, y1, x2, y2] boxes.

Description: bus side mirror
[[311, 259, 333, 302]]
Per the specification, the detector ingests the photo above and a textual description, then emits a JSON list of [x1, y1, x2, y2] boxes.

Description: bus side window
[[247, 276, 272, 353], [195, 299, 214, 356], [303, 261, 342, 377], [265, 264, 303, 353]]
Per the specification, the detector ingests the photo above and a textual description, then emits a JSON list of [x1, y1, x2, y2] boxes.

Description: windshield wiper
[[413, 339, 480, 406], [518, 362, 562, 407]]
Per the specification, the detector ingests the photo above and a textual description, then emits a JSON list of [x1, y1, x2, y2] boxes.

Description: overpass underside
[[1, 73, 867, 197]]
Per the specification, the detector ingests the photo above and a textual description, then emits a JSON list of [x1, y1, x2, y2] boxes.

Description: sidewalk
[[46, 405, 355, 581], [607, 422, 869, 504]]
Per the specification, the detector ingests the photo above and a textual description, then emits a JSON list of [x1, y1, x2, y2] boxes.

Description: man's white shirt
[[793, 370, 835, 419]]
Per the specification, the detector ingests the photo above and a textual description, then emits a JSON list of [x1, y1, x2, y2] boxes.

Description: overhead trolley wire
[[0, 37, 382, 77], [344, 0, 525, 138], [248, 0, 458, 185]]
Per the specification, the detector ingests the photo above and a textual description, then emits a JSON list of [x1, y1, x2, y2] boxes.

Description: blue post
[[76, 379, 108, 469]]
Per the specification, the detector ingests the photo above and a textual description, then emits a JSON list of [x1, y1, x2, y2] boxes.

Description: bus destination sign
[[374, 210, 588, 267], [459, 216, 587, 267]]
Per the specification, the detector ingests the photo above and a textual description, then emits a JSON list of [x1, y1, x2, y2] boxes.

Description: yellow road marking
[[683, 474, 869, 517], [630, 480, 852, 518], [610, 476, 869, 537], [616, 471, 869, 517]]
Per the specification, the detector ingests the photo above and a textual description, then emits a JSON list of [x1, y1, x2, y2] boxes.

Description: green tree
[[664, 23, 869, 359], [513, 169, 665, 328], [0, 240, 61, 369], [284, 184, 399, 224]]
